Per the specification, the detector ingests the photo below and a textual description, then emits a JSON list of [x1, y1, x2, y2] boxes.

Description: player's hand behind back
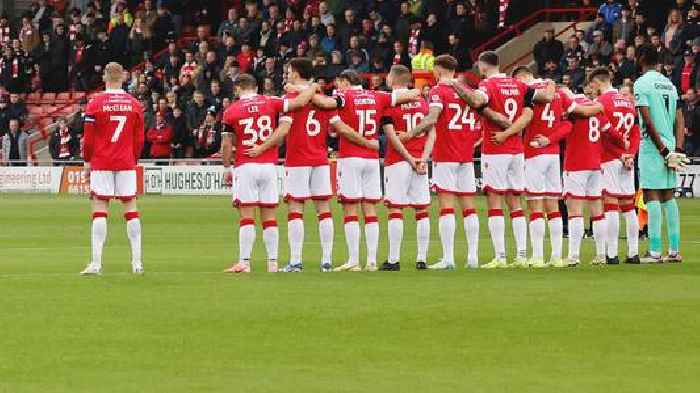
[[224, 170, 233, 187]]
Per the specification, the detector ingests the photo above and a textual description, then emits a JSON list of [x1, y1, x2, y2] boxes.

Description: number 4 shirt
[[222, 93, 292, 167], [83, 89, 145, 171]]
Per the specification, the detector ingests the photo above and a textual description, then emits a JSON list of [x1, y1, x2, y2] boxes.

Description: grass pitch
[[1, 194, 699, 393]]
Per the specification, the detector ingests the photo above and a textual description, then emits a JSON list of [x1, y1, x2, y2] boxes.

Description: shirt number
[[356, 109, 376, 136], [541, 103, 555, 128], [504, 98, 518, 121], [240, 115, 273, 147], [306, 110, 321, 136], [588, 117, 601, 142], [110, 115, 127, 143], [402, 112, 426, 132], [447, 103, 476, 131]]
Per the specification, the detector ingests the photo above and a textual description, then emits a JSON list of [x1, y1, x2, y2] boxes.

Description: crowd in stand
[[1, 0, 699, 165]]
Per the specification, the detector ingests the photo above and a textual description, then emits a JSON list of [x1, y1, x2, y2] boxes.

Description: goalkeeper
[[634, 45, 688, 263]]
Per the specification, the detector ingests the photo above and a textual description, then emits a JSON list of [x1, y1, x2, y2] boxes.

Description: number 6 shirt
[[222, 93, 292, 166], [282, 90, 335, 167]]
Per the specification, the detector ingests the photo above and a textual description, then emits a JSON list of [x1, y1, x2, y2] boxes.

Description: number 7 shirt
[[222, 93, 292, 166], [83, 89, 145, 171]]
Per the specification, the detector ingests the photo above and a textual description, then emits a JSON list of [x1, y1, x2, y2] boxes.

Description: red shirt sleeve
[[628, 124, 641, 155], [82, 99, 98, 162]]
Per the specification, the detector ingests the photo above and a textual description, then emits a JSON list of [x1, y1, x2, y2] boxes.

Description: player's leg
[[381, 162, 409, 271], [283, 167, 309, 272], [642, 189, 663, 262], [121, 198, 142, 274], [82, 198, 109, 275], [457, 163, 479, 268], [314, 199, 334, 272], [411, 165, 432, 270], [619, 197, 640, 263], [335, 159, 362, 272], [603, 195, 620, 264], [260, 206, 279, 271], [361, 159, 382, 271], [527, 198, 546, 267], [544, 198, 564, 267], [311, 165, 334, 272], [226, 205, 256, 273], [481, 155, 508, 267], [114, 170, 142, 273], [506, 193, 528, 267], [507, 154, 528, 266], [430, 162, 456, 270], [589, 197, 607, 265], [566, 198, 585, 266], [660, 189, 682, 262], [82, 170, 114, 275]]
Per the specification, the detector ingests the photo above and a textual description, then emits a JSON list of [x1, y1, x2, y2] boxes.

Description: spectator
[[586, 30, 613, 64], [395, 2, 413, 43], [193, 107, 221, 159], [129, 17, 152, 67], [321, 24, 338, 54], [49, 117, 78, 165], [586, 13, 611, 43], [599, 0, 623, 26], [564, 55, 586, 92], [319, 1, 334, 26], [447, 34, 472, 71], [338, 9, 360, 50], [7, 94, 27, 122], [663, 8, 685, 57], [1, 118, 29, 166], [32, 0, 54, 34], [136, 0, 158, 33], [684, 88, 700, 155], [650, 33, 673, 66], [533, 28, 564, 74], [390, 41, 411, 69], [612, 6, 635, 44], [682, 6, 700, 45], [50, 24, 70, 92], [542, 59, 563, 83], [170, 106, 190, 159], [631, 12, 648, 40], [186, 90, 208, 135], [152, 4, 175, 52], [0, 95, 10, 133], [33, 32, 52, 91], [616, 45, 638, 82], [69, 35, 92, 91], [673, 49, 699, 94], [147, 111, 173, 163], [19, 15, 39, 53], [218, 8, 238, 40], [411, 40, 435, 72]]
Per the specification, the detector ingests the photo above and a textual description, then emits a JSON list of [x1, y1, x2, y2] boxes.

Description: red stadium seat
[[72, 91, 86, 102], [41, 93, 56, 104], [55, 92, 71, 104], [26, 93, 41, 104]]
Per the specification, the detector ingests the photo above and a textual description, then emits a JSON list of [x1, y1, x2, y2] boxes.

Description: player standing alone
[[81, 62, 145, 275], [634, 45, 689, 263], [589, 68, 641, 264]]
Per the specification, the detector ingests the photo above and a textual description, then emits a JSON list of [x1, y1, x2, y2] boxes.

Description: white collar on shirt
[[105, 89, 125, 93]]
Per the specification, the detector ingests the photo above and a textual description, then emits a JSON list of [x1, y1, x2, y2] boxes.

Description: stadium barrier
[[2, 159, 700, 198]]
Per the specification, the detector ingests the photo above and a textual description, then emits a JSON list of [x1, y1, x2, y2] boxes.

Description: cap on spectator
[[684, 49, 694, 57], [593, 30, 603, 37], [207, 106, 217, 115], [694, 37, 700, 48]]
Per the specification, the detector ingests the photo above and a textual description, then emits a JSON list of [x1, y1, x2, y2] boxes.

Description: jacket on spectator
[[147, 122, 173, 158], [2, 129, 29, 162], [49, 125, 78, 160], [599, 2, 622, 26], [533, 37, 564, 73]]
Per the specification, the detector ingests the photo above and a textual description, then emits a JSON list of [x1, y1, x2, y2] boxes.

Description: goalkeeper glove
[[665, 151, 690, 170]]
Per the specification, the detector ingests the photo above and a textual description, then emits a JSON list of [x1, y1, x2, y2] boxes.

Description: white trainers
[[428, 260, 456, 270], [132, 263, 144, 275], [364, 263, 378, 272], [481, 258, 508, 269], [590, 256, 606, 266], [80, 263, 102, 276], [512, 257, 530, 268], [333, 263, 362, 272]]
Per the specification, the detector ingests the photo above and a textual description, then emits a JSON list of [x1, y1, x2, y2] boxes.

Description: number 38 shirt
[[478, 74, 532, 155], [222, 93, 292, 166], [428, 82, 481, 163], [83, 89, 145, 170], [331, 87, 394, 159], [282, 90, 335, 167]]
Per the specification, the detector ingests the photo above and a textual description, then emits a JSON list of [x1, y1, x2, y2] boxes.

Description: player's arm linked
[[448, 80, 487, 109], [332, 119, 379, 150], [409, 106, 440, 138], [246, 120, 291, 158], [383, 121, 421, 173], [492, 108, 534, 144], [221, 128, 235, 186]]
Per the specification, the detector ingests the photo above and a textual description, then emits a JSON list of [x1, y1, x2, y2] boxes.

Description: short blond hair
[[103, 62, 126, 84]]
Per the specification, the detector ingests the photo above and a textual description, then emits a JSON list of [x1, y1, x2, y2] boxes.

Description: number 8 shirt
[[330, 86, 394, 202], [222, 93, 292, 207]]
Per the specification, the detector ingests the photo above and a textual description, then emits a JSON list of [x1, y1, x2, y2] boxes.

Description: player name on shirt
[[102, 104, 133, 112]]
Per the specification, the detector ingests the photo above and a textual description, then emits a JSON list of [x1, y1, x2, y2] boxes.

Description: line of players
[[218, 52, 644, 273]]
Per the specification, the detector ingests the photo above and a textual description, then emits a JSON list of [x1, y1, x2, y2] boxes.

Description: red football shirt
[[563, 96, 613, 172], [222, 94, 291, 167], [428, 82, 481, 163], [283, 91, 334, 167], [383, 96, 429, 166], [331, 87, 393, 159], [524, 80, 575, 158], [597, 88, 641, 163], [478, 74, 531, 154], [83, 89, 145, 171]]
